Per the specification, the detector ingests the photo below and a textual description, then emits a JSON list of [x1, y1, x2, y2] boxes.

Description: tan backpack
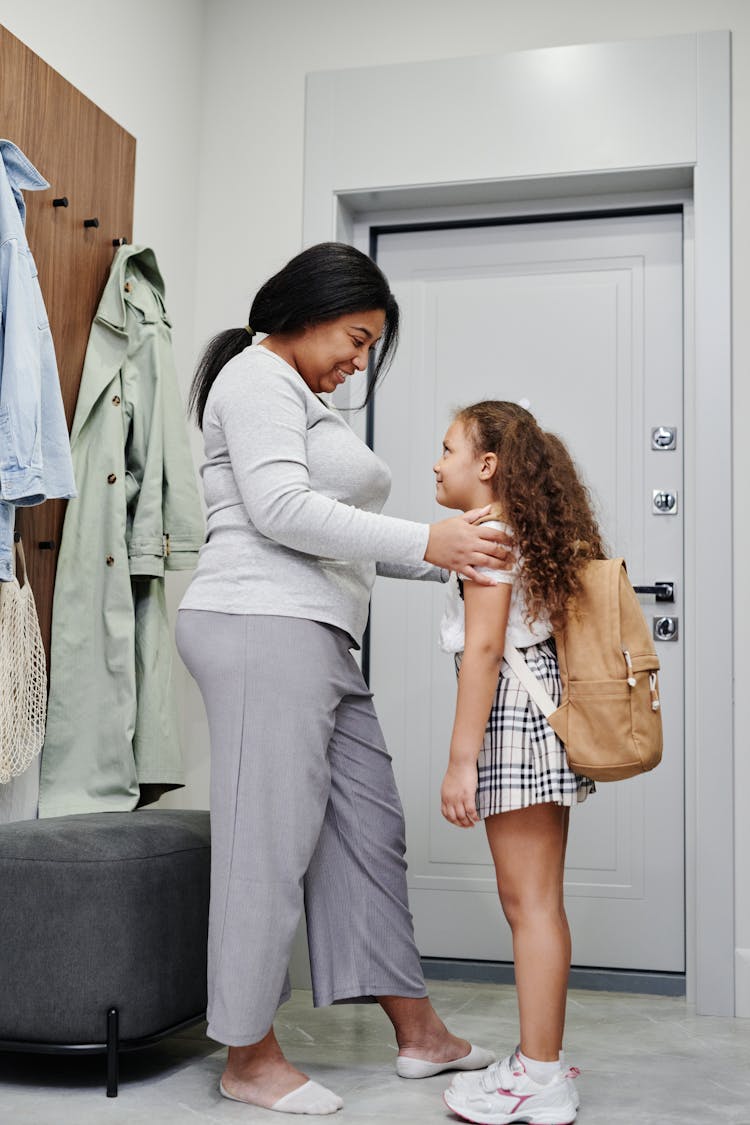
[[503, 558, 663, 781]]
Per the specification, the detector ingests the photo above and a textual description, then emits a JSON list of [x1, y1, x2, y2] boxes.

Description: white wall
[[3, 0, 748, 1013]]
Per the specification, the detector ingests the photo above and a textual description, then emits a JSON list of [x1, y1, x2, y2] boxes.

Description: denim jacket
[[0, 140, 76, 580]]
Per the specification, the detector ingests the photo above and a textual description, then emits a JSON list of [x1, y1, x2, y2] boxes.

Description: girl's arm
[[441, 579, 511, 828]]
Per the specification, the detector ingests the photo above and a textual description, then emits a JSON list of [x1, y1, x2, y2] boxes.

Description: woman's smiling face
[[282, 309, 386, 395]]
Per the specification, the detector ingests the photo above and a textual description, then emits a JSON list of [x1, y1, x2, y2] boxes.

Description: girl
[[434, 401, 604, 1125]]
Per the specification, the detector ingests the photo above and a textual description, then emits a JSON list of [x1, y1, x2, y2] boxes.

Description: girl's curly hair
[[456, 401, 606, 631]]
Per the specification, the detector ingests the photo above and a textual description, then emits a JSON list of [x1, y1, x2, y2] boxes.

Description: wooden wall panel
[[1, 24, 135, 659]]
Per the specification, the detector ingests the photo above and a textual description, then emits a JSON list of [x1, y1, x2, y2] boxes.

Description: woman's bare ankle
[[222, 1031, 311, 1107], [397, 1029, 471, 1062], [378, 997, 470, 1061]]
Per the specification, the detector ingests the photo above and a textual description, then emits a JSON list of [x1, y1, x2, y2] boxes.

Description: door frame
[[303, 34, 733, 1016]]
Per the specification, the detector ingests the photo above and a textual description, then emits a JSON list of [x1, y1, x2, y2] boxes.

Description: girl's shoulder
[[460, 512, 518, 585], [473, 513, 515, 544], [473, 504, 512, 538], [479, 518, 513, 536]]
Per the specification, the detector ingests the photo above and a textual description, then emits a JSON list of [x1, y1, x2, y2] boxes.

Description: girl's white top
[[438, 520, 553, 653]]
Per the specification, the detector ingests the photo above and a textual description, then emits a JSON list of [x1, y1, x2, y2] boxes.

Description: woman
[[176, 242, 510, 1116]]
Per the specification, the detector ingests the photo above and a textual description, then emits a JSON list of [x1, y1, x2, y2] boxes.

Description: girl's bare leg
[[485, 803, 571, 1060]]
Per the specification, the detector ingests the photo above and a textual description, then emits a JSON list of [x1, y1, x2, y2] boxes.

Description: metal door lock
[[651, 426, 677, 451], [652, 490, 678, 514], [654, 616, 679, 642]]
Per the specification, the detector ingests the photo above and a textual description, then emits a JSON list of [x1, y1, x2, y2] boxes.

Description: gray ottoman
[[0, 808, 210, 1095]]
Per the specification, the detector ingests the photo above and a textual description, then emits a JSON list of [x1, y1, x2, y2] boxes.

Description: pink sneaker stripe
[[495, 1088, 534, 1113]]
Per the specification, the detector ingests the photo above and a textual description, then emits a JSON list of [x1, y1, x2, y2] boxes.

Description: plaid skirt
[[457, 637, 595, 817]]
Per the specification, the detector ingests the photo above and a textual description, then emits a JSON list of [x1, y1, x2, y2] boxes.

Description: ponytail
[[188, 327, 254, 429]]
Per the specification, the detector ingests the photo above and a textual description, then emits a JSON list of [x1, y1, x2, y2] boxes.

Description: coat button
[[124, 281, 132, 293], [112, 395, 121, 406], [107, 473, 117, 484], [106, 555, 115, 566]]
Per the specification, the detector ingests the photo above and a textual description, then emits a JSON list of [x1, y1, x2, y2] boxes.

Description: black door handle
[[633, 582, 674, 603]]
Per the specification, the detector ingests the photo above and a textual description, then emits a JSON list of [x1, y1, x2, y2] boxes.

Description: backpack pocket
[[551, 670, 663, 781]]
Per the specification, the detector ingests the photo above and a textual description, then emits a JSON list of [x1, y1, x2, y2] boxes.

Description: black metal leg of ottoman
[[107, 1008, 119, 1097]]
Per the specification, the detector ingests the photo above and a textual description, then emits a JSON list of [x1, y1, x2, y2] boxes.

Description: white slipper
[[219, 1078, 343, 1115], [395, 1043, 496, 1079]]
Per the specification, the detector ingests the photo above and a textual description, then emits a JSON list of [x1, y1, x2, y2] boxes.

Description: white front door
[[368, 212, 684, 972]]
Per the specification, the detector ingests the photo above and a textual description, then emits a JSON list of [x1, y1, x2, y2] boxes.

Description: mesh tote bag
[[0, 538, 47, 783]]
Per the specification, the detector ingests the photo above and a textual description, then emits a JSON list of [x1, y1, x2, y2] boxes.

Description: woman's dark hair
[[188, 242, 399, 427], [456, 401, 607, 631]]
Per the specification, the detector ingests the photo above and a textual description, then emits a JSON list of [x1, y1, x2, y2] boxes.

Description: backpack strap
[[503, 645, 556, 719]]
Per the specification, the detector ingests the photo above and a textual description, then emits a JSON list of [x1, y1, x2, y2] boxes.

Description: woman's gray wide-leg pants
[[176, 612, 427, 1046]]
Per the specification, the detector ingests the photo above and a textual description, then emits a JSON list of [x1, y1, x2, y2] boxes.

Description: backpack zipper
[[624, 649, 661, 711], [649, 672, 661, 711], [623, 649, 637, 687]]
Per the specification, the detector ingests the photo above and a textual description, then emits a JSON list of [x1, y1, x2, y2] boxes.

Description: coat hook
[[38, 540, 56, 550], [52, 196, 69, 207], [112, 237, 129, 246], [84, 217, 100, 229]]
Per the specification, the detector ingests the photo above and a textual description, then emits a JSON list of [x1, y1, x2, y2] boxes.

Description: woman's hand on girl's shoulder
[[424, 508, 514, 584], [441, 762, 480, 829]]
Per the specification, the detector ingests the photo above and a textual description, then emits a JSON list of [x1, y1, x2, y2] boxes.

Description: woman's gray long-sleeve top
[[179, 345, 443, 644]]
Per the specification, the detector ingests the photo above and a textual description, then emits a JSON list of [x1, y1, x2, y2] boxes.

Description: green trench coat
[[38, 246, 204, 815]]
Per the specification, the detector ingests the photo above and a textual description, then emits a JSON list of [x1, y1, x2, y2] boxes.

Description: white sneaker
[[449, 1050, 580, 1111], [443, 1050, 577, 1124]]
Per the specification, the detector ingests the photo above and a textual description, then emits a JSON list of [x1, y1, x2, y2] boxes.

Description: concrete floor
[[1, 981, 749, 1125]]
